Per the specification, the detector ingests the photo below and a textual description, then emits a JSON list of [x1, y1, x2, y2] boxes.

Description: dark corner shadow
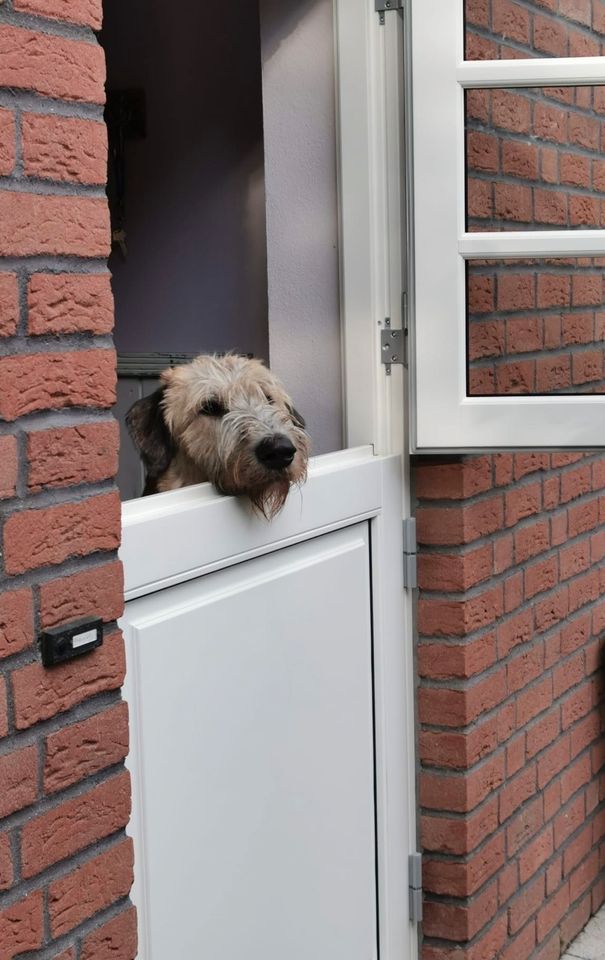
[[260, 0, 320, 63]]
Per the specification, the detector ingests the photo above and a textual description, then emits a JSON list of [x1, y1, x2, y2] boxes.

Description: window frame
[[408, 0, 605, 452]]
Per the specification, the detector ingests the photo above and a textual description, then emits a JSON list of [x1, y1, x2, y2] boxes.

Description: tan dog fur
[[126, 354, 310, 518]]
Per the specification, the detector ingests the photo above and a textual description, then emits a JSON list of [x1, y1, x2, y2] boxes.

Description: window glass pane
[[466, 86, 605, 231], [467, 257, 605, 395], [465, 0, 605, 60]]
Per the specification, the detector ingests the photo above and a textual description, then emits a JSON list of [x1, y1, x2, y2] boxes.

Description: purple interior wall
[[102, 0, 269, 360]]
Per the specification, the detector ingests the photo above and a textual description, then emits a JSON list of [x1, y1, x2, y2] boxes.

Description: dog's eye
[[263, 391, 275, 404], [199, 398, 227, 417]]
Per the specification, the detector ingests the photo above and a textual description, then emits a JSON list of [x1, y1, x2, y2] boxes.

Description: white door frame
[[121, 2, 417, 956]]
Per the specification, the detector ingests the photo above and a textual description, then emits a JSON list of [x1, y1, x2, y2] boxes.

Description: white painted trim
[[458, 57, 605, 88], [459, 231, 605, 258], [334, 0, 407, 461], [409, 0, 605, 451]]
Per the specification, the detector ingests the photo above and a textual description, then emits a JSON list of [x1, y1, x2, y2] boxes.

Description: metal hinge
[[375, 0, 404, 24], [409, 853, 423, 923], [403, 517, 417, 589], [381, 319, 404, 375]]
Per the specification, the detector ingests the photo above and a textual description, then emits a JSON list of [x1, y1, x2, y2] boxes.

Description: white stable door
[[123, 524, 376, 960], [120, 448, 416, 960]]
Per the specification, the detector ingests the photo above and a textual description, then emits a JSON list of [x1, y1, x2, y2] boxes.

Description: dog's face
[[126, 354, 310, 517]]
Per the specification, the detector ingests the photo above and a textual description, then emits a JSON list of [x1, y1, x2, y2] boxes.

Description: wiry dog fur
[[126, 354, 310, 518]]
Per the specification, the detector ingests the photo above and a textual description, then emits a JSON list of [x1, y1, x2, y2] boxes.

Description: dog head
[[126, 354, 310, 517]]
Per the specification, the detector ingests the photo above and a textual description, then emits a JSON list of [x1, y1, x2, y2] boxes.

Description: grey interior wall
[[259, 0, 343, 455], [103, 0, 269, 359]]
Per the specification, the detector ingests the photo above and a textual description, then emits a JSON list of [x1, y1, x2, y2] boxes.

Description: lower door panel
[[123, 522, 378, 960]]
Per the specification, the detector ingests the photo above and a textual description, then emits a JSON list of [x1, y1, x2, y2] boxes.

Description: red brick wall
[[466, 0, 605, 396], [0, 2, 135, 957], [415, 452, 605, 959]]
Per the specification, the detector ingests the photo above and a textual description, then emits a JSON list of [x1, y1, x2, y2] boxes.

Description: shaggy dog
[[126, 354, 310, 517]]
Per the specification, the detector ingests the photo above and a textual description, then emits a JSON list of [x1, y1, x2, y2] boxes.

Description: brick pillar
[[415, 454, 605, 960], [0, 3, 135, 957]]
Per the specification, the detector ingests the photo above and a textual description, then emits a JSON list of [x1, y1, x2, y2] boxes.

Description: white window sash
[[410, 0, 605, 451]]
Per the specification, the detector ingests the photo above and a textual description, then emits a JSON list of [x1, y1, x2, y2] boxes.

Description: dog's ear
[[287, 404, 306, 430], [126, 388, 174, 479]]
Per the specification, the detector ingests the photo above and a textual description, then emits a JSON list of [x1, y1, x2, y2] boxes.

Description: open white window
[[409, 0, 605, 450]]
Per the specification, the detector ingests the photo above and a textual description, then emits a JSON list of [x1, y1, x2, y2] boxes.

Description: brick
[[0, 26, 104, 103], [572, 274, 603, 307], [534, 102, 568, 143], [492, 90, 531, 134], [420, 798, 498, 855], [501, 921, 536, 960], [570, 114, 600, 150], [514, 519, 549, 562], [466, 0, 489, 27], [0, 191, 109, 258], [423, 879, 498, 941], [80, 905, 137, 960], [507, 316, 542, 354], [14, 0, 102, 28], [497, 608, 533, 657], [0, 349, 115, 422], [573, 350, 604, 384], [559, 541, 590, 582], [40, 560, 124, 630], [505, 482, 541, 525], [0, 273, 18, 337], [468, 178, 493, 219], [560, 895, 592, 952], [0, 588, 34, 659], [468, 275, 495, 313], [492, 0, 530, 42], [553, 650, 584, 696], [21, 770, 130, 878], [414, 457, 492, 500], [467, 131, 499, 173], [498, 274, 535, 312], [562, 683, 593, 729], [23, 114, 107, 185], [537, 735, 571, 789], [507, 642, 544, 693], [534, 15, 568, 55], [417, 634, 497, 680], [570, 195, 601, 227], [563, 822, 592, 876], [534, 189, 568, 225], [12, 630, 125, 729], [506, 795, 544, 857], [519, 825, 555, 884], [495, 183, 532, 223], [0, 745, 38, 818], [49, 838, 134, 936], [0, 834, 12, 891], [517, 676, 553, 724], [421, 755, 505, 814], [562, 313, 594, 345], [417, 546, 493, 593], [560, 153, 590, 188], [536, 354, 572, 393], [569, 850, 599, 902], [502, 140, 538, 182], [27, 420, 119, 491], [537, 274, 571, 309], [469, 321, 505, 360], [561, 753, 591, 803], [44, 702, 129, 793], [424, 833, 505, 897], [537, 881, 570, 942], [524, 556, 558, 600], [0, 679, 7, 740], [0, 435, 17, 499], [3, 491, 120, 574], [0, 109, 15, 176], [500, 764, 537, 823], [509, 873, 545, 935], [555, 795, 585, 849], [0, 892, 44, 960], [28, 272, 113, 336]]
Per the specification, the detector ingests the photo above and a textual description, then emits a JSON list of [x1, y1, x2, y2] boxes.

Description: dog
[[126, 354, 310, 518]]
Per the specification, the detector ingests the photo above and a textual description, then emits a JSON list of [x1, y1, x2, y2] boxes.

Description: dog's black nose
[[255, 435, 296, 469]]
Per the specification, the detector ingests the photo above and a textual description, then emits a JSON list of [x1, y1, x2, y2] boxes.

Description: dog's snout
[[255, 435, 296, 470]]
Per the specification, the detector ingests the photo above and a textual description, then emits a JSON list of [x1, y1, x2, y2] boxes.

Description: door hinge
[[409, 852, 423, 923], [381, 318, 404, 376], [375, 0, 404, 24], [403, 517, 417, 590]]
